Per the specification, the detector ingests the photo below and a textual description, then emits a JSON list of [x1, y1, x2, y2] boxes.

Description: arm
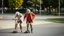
[[12, 15, 17, 20], [20, 13, 23, 17], [24, 14, 27, 20], [32, 12, 36, 19]]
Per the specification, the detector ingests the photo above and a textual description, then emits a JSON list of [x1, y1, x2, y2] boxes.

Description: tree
[[32, 0, 43, 7], [61, 0, 64, 7], [22, 0, 27, 8], [43, 0, 64, 8], [8, 0, 23, 8], [32, 0, 43, 4], [22, 0, 33, 8], [0, 0, 2, 7]]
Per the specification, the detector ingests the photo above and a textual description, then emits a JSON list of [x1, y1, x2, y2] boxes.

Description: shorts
[[26, 20, 33, 23], [17, 20, 22, 23]]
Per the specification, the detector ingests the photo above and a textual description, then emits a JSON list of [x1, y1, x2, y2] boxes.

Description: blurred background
[[0, 0, 64, 16]]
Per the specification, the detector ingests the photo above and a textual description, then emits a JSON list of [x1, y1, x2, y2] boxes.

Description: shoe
[[31, 31, 33, 33], [24, 30, 30, 33], [12, 31, 18, 33], [31, 29, 33, 33]]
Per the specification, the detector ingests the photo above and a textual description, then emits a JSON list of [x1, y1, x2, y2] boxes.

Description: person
[[24, 9, 36, 33], [13, 11, 23, 33]]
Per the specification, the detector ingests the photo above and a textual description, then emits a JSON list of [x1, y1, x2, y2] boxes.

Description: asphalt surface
[[0, 25, 64, 36], [0, 14, 64, 36]]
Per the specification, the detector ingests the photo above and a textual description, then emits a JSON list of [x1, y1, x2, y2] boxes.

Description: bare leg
[[19, 23, 22, 32], [24, 22, 30, 33], [15, 23, 18, 31], [30, 23, 33, 33], [27, 23, 29, 31]]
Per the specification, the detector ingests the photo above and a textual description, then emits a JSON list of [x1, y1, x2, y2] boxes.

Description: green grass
[[47, 18, 64, 23]]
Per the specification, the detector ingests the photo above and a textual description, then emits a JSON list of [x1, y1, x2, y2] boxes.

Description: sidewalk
[[0, 14, 64, 20]]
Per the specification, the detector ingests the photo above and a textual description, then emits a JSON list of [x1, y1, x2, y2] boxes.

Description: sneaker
[[24, 30, 30, 33], [12, 31, 18, 33], [31, 29, 33, 33], [31, 31, 33, 33]]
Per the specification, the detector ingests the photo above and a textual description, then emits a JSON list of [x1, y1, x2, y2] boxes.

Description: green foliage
[[32, 0, 43, 7], [32, 0, 43, 4], [43, 0, 58, 7], [43, 0, 64, 8], [8, 0, 23, 8]]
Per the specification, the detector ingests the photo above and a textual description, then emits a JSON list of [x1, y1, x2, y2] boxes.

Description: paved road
[[0, 14, 64, 36], [0, 24, 64, 36]]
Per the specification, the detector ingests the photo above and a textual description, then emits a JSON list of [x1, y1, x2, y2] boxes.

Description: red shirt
[[24, 12, 36, 22]]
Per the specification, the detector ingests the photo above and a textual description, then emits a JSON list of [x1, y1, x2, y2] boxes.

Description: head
[[26, 9, 31, 13], [15, 11, 20, 16]]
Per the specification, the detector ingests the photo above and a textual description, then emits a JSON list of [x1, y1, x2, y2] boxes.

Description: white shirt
[[15, 13, 23, 21]]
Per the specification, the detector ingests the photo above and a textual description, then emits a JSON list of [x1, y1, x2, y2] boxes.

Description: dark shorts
[[17, 20, 22, 23], [26, 20, 33, 23]]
